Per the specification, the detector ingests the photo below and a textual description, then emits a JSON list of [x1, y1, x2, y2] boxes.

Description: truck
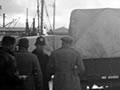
[[69, 8, 120, 90]]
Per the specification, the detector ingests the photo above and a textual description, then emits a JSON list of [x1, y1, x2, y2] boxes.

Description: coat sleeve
[[5, 53, 23, 87], [75, 52, 86, 77], [32, 55, 43, 90], [47, 52, 56, 80], [8, 54, 18, 76]]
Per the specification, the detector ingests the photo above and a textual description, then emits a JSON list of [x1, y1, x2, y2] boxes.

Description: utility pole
[[53, 0, 56, 31], [40, 0, 44, 35]]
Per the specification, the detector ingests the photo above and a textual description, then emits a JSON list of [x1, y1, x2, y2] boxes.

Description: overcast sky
[[0, 0, 120, 29]]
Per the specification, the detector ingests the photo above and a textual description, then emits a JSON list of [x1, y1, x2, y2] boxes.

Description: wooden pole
[[37, 0, 40, 34], [3, 13, 5, 27], [53, 0, 56, 31], [40, 0, 44, 35]]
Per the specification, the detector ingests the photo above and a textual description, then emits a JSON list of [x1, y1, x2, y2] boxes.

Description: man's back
[[0, 47, 22, 90], [47, 35, 85, 90], [15, 50, 38, 75], [51, 47, 84, 72], [32, 49, 49, 90], [0, 36, 24, 90], [32, 49, 49, 74], [15, 38, 43, 90], [15, 49, 43, 90], [32, 36, 50, 90]]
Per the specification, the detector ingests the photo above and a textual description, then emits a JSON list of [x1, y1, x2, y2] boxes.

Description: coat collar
[[17, 47, 28, 52]]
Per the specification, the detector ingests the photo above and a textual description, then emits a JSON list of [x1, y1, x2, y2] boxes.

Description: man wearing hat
[[32, 36, 49, 90], [0, 35, 23, 90], [47, 35, 85, 90], [15, 38, 43, 90]]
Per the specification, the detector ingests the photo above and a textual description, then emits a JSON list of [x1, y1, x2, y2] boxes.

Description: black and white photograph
[[1, 0, 120, 90]]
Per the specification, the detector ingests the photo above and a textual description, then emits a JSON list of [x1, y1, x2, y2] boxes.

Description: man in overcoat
[[15, 38, 43, 90], [47, 35, 85, 90], [0, 35, 23, 90], [32, 36, 49, 90]]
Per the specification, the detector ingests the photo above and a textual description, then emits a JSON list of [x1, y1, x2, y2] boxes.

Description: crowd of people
[[0, 35, 85, 90]]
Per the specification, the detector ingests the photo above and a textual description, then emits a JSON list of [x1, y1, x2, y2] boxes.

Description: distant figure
[[0, 35, 23, 90], [47, 35, 85, 90], [15, 38, 43, 90], [32, 36, 49, 90]]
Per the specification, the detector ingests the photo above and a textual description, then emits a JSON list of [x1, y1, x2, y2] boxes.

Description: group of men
[[0, 35, 85, 90]]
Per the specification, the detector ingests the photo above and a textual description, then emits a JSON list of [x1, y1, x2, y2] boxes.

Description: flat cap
[[60, 35, 74, 44]]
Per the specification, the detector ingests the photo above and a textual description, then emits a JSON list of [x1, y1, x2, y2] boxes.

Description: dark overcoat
[[0, 47, 23, 90], [15, 48, 43, 90], [32, 49, 49, 90], [47, 46, 85, 90]]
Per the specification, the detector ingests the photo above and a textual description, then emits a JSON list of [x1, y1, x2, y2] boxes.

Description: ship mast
[[37, 0, 44, 35], [53, 0, 56, 31], [3, 13, 5, 27], [25, 8, 29, 35], [40, 0, 44, 35], [37, 0, 40, 35]]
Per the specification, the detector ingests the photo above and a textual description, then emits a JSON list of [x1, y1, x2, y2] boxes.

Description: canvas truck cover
[[69, 8, 120, 58]]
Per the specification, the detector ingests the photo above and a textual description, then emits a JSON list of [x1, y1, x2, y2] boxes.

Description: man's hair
[[1, 36, 16, 47], [18, 38, 29, 49]]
